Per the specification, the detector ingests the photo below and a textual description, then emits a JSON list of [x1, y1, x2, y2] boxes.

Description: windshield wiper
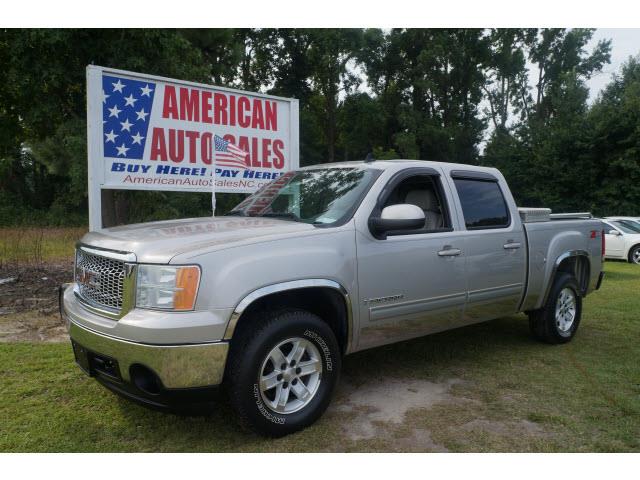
[[260, 212, 300, 222]]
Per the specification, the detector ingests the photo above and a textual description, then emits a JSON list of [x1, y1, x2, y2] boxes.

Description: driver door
[[354, 168, 467, 350]]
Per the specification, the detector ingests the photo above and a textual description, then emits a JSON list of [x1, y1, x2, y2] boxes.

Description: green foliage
[[482, 29, 631, 217], [0, 28, 210, 226], [1, 28, 639, 226], [587, 56, 640, 215]]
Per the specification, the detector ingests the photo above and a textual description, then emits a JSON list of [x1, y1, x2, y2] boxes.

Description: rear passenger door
[[448, 171, 526, 322]]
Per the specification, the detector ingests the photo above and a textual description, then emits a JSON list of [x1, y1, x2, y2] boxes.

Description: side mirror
[[608, 229, 622, 236], [369, 204, 425, 238]]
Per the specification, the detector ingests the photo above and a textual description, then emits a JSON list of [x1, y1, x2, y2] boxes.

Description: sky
[[586, 28, 640, 101]]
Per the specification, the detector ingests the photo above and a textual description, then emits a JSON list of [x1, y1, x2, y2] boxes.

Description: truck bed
[[518, 209, 604, 313]]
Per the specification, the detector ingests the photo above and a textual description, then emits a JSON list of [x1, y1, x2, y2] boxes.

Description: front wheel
[[225, 309, 341, 437], [628, 245, 640, 264], [528, 272, 582, 344]]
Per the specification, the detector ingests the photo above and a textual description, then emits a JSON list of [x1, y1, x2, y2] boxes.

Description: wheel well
[[232, 287, 350, 354], [556, 255, 590, 295]]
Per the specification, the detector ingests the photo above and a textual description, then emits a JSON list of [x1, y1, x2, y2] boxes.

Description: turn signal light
[[174, 266, 201, 310]]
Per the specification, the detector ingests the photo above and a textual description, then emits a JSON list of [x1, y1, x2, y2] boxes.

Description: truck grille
[[75, 249, 126, 311]]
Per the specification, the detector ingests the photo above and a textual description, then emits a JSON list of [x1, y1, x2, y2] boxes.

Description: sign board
[[86, 65, 299, 230]]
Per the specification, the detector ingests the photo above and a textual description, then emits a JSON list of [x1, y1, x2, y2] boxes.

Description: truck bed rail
[[549, 212, 593, 220], [519, 208, 594, 223]]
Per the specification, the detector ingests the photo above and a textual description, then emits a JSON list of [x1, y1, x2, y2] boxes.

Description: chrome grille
[[75, 248, 126, 311]]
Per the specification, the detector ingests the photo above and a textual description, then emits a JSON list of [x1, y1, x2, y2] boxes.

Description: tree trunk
[[325, 88, 337, 162], [101, 190, 130, 227]]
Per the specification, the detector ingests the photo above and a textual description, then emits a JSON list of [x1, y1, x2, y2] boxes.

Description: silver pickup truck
[[60, 160, 605, 436]]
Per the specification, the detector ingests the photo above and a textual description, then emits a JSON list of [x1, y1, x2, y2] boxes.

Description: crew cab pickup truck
[[60, 160, 605, 436]]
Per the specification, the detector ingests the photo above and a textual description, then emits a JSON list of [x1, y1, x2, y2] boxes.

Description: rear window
[[453, 178, 510, 229]]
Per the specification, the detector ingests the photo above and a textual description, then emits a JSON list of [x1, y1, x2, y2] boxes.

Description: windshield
[[227, 168, 381, 226], [610, 220, 640, 234]]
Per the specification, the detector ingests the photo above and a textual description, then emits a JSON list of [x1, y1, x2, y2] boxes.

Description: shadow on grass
[[602, 268, 639, 281], [105, 392, 271, 450], [102, 314, 534, 450]]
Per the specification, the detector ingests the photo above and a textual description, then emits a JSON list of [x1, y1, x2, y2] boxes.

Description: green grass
[[0, 227, 86, 264], [1, 262, 639, 452]]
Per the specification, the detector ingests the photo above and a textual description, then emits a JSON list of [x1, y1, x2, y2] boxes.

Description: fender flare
[[541, 249, 590, 306], [223, 279, 355, 353]]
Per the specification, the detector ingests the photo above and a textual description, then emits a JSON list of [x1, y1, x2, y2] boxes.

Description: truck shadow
[[601, 268, 638, 281], [111, 313, 536, 449]]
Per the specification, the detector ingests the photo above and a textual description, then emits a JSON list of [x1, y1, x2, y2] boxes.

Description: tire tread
[[225, 308, 340, 436], [528, 272, 581, 344]]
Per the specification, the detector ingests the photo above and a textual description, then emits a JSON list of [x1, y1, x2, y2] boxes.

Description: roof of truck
[[300, 159, 501, 175]]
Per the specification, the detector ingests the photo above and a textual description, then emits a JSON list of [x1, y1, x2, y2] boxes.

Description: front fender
[[171, 226, 359, 343]]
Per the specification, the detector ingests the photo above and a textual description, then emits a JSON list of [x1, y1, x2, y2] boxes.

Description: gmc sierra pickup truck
[[60, 160, 605, 436]]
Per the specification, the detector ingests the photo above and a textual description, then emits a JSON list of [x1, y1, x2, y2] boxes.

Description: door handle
[[437, 246, 462, 257], [503, 241, 522, 250]]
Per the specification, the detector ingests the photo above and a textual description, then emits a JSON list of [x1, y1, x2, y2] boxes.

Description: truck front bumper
[[60, 284, 229, 408]]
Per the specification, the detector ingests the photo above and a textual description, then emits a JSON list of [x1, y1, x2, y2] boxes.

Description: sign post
[[86, 65, 300, 231]]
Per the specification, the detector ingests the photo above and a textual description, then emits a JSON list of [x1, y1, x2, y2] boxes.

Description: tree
[[337, 92, 386, 160], [483, 28, 613, 215], [0, 29, 210, 225], [528, 28, 610, 122], [269, 29, 365, 164], [363, 29, 491, 164], [306, 29, 364, 162], [482, 28, 535, 131], [1, 28, 632, 226], [588, 56, 640, 215]]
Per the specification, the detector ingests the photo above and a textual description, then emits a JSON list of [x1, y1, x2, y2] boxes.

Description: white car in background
[[602, 218, 640, 264], [605, 216, 640, 227]]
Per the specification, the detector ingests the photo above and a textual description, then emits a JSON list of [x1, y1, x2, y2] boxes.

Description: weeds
[[0, 227, 85, 267]]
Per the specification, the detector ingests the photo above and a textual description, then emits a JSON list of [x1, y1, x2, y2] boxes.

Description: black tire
[[628, 245, 640, 264], [225, 309, 341, 437], [528, 272, 582, 344]]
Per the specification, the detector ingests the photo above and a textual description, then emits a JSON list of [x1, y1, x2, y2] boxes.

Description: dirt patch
[[330, 375, 464, 450], [390, 427, 450, 453], [0, 262, 73, 315], [0, 261, 73, 342], [0, 311, 68, 343]]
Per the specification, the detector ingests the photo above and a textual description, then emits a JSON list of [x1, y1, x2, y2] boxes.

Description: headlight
[[136, 265, 200, 311]]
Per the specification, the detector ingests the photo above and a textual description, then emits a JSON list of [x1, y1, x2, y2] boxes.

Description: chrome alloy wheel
[[555, 287, 577, 333], [258, 337, 323, 414], [632, 248, 640, 264]]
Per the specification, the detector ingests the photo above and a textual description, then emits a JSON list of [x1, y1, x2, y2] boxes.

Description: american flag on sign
[[214, 135, 249, 169], [102, 75, 155, 160]]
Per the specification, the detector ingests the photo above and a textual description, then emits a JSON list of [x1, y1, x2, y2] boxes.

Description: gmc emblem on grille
[[78, 267, 101, 289]]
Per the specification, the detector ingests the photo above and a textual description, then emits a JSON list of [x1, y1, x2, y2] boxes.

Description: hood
[[80, 216, 316, 263]]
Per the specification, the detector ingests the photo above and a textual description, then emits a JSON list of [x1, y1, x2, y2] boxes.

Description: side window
[[453, 178, 510, 229], [381, 174, 451, 232]]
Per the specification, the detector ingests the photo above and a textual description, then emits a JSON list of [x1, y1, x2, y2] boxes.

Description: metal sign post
[[86, 65, 300, 231]]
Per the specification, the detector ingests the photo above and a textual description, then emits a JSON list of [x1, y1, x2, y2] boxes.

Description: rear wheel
[[528, 272, 582, 344], [628, 245, 640, 264], [225, 309, 341, 437]]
